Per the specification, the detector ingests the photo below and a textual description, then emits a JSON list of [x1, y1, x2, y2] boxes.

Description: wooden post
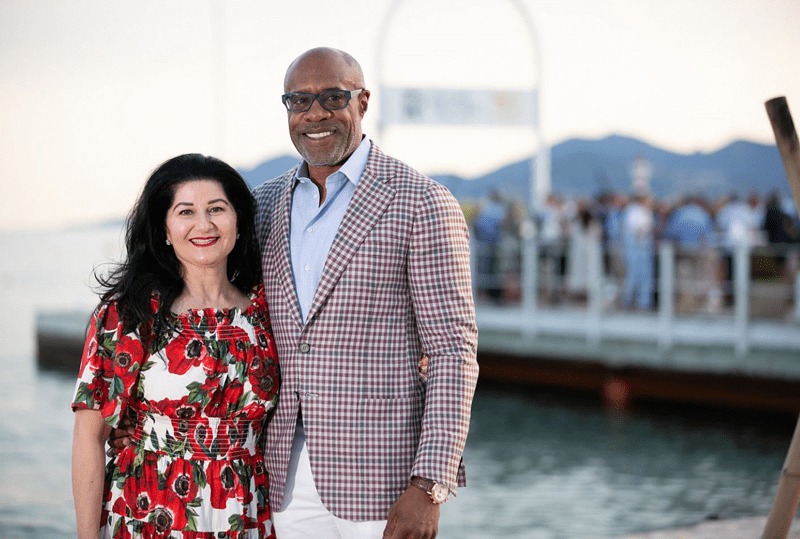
[[766, 97, 800, 211], [761, 96, 800, 539]]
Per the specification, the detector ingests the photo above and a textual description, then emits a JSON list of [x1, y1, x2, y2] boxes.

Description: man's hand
[[418, 354, 429, 378], [106, 414, 136, 457], [382, 484, 440, 539]]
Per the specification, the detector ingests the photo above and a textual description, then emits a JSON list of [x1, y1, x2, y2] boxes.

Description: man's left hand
[[382, 484, 440, 539]]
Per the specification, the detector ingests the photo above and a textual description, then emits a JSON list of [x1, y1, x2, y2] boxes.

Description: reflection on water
[[0, 366, 793, 539], [0, 367, 76, 539], [0, 226, 795, 538], [440, 385, 791, 538], [0, 226, 125, 539]]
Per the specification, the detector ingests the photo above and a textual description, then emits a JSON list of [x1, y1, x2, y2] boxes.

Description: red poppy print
[[254, 326, 278, 360], [213, 417, 249, 458], [249, 369, 276, 402], [154, 397, 201, 442], [123, 453, 160, 519], [157, 461, 195, 531], [78, 333, 98, 377], [111, 334, 145, 399], [194, 308, 221, 335], [100, 301, 120, 331], [150, 500, 185, 534], [207, 460, 244, 510], [114, 334, 144, 373], [186, 416, 214, 457], [201, 349, 227, 379], [215, 379, 244, 419], [84, 377, 109, 409], [164, 325, 207, 375], [222, 325, 251, 365], [71, 283, 278, 537]]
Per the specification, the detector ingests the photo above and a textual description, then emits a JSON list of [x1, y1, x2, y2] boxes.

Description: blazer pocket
[[358, 396, 422, 493]]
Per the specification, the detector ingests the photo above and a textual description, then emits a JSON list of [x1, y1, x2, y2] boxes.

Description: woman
[[71, 154, 279, 538]]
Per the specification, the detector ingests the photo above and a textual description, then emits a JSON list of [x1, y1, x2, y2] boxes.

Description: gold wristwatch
[[410, 476, 450, 504]]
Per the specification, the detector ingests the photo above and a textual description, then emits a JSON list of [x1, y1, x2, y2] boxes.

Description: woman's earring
[[236, 233, 240, 239], [166, 239, 171, 246]]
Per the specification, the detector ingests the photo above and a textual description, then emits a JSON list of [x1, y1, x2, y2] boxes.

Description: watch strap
[[410, 476, 450, 504], [410, 476, 436, 493]]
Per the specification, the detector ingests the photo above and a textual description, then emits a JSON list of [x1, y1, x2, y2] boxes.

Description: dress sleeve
[[71, 300, 146, 427]]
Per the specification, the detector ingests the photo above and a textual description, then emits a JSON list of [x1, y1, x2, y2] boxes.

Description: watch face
[[431, 483, 449, 503]]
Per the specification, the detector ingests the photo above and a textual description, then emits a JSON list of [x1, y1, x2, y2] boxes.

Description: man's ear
[[359, 89, 371, 117]]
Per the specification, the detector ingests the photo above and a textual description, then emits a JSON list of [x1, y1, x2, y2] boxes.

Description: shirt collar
[[294, 136, 371, 187]]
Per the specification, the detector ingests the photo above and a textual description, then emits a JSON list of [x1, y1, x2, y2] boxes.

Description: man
[[253, 47, 478, 539], [621, 193, 654, 310], [664, 196, 715, 313], [473, 189, 507, 303]]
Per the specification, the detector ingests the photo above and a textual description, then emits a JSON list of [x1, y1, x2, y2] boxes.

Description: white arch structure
[[374, 0, 550, 210]]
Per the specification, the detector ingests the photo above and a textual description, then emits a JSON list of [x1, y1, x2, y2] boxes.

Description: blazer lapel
[[272, 174, 304, 328], [305, 147, 395, 323]]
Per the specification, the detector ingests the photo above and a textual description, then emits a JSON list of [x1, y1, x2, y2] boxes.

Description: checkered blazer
[[252, 142, 479, 521]]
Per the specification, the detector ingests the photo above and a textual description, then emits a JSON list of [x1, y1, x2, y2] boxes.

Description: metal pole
[[658, 242, 674, 352], [587, 236, 602, 346], [375, 0, 547, 209], [521, 235, 538, 337], [374, 0, 403, 144], [212, 0, 226, 157], [507, 0, 548, 213], [469, 231, 479, 304], [734, 243, 750, 357]]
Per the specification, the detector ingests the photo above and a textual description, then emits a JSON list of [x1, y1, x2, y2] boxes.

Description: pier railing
[[471, 235, 800, 357]]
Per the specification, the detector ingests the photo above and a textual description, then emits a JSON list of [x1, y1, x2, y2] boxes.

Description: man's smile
[[305, 131, 334, 140]]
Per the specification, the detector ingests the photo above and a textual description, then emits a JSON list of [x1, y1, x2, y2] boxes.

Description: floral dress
[[72, 283, 279, 539]]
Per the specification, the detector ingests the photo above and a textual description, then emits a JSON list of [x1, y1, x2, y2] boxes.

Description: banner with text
[[380, 87, 537, 127]]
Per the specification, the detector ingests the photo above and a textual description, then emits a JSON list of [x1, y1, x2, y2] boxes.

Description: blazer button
[[299, 343, 311, 353]]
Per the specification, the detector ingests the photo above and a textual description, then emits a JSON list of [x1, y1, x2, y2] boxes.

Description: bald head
[[282, 47, 371, 182], [284, 47, 365, 92]]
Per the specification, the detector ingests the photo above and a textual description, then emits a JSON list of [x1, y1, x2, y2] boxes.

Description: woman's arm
[[72, 409, 111, 539]]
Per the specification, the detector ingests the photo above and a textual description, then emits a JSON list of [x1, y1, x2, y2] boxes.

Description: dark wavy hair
[[97, 153, 262, 335]]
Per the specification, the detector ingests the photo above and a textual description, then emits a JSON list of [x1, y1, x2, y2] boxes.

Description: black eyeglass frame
[[281, 88, 365, 113]]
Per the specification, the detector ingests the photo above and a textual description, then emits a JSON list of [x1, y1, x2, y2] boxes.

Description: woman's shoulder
[[90, 291, 161, 334], [89, 295, 125, 330]]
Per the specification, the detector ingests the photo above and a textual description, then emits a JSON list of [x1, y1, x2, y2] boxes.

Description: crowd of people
[[471, 189, 800, 315]]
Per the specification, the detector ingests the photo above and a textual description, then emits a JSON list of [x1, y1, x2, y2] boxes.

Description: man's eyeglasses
[[281, 89, 364, 113]]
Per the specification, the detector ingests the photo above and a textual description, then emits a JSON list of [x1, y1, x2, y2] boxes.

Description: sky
[[1, 0, 799, 229]]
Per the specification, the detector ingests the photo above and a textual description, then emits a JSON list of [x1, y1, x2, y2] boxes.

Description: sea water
[[0, 225, 794, 539]]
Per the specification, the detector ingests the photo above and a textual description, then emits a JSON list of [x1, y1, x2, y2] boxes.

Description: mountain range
[[239, 135, 788, 205]]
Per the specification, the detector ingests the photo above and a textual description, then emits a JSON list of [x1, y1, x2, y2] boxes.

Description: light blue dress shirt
[[289, 136, 371, 322]]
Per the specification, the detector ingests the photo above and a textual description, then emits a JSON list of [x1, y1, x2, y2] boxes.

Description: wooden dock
[[475, 304, 800, 413], [36, 310, 88, 372], [38, 301, 800, 412]]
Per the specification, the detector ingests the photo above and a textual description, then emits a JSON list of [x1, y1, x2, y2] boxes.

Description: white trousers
[[272, 424, 387, 539]]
